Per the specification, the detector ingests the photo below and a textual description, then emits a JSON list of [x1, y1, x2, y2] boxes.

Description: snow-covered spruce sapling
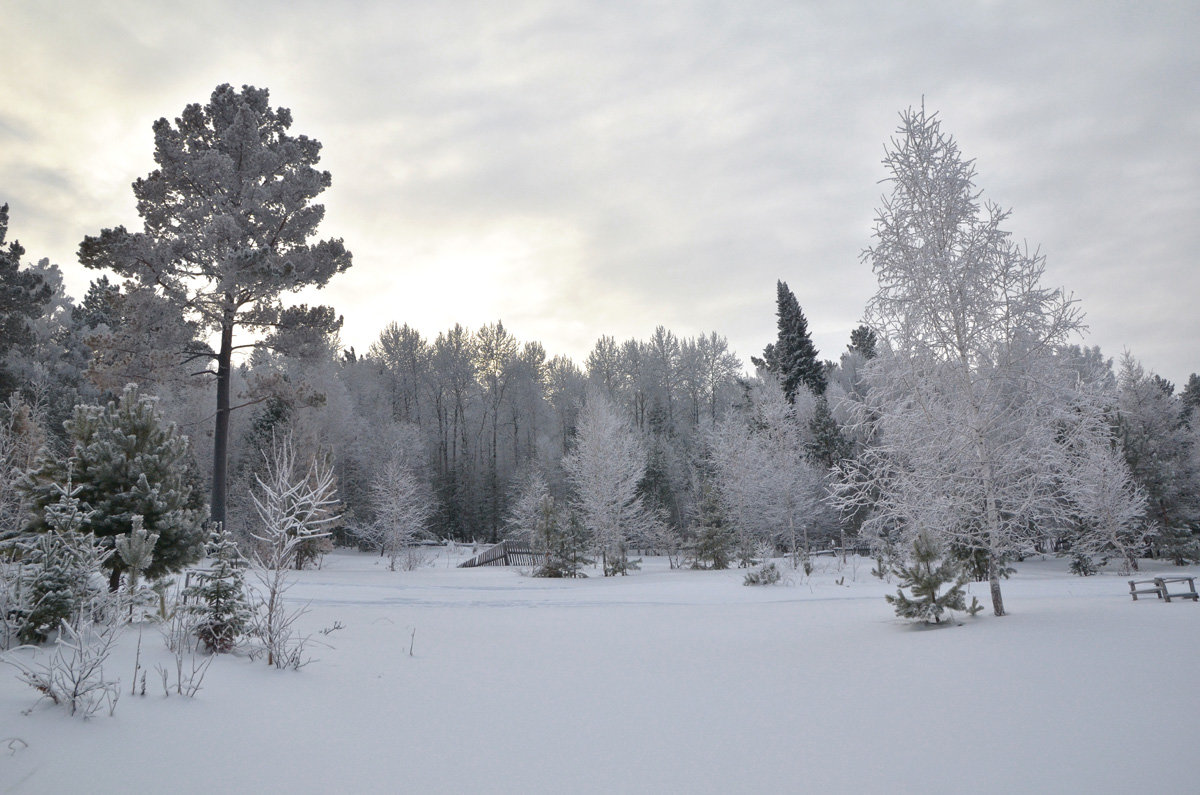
[[886, 534, 980, 624], [185, 524, 252, 653], [533, 501, 591, 578], [11, 478, 107, 645]]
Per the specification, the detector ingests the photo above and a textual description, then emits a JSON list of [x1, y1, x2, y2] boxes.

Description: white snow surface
[[2, 550, 1197, 794]]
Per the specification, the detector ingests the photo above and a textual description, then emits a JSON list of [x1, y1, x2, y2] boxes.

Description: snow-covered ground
[[2, 550, 1197, 794]]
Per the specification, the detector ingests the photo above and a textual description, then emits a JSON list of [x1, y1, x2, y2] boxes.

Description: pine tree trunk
[[211, 310, 234, 529]]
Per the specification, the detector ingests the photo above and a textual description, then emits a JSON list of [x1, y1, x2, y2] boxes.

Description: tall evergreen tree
[[1181, 373, 1200, 423], [78, 84, 352, 529], [752, 280, 825, 400], [0, 204, 53, 399]]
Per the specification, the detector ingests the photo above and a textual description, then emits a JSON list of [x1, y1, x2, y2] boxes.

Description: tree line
[[2, 86, 1199, 616]]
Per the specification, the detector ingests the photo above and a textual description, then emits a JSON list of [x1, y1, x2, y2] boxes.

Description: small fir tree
[[886, 534, 977, 624], [186, 524, 252, 653], [533, 500, 590, 578], [687, 482, 734, 570], [12, 479, 107, 644]]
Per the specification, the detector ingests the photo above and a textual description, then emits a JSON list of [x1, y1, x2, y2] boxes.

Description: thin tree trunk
[[988, 555, 1005, 617]]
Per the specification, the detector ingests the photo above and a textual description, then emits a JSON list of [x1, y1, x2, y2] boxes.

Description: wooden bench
[[1129, 579, 1164, 601], [1129, 576, 1199, 602], [1156, 576, 1199, 602]]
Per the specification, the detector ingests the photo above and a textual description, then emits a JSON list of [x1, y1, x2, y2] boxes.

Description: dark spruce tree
[[751, 280, 825, 401], [0, 204, 53, 399], [185, 524, 252, 653], [1181, 374, 1200, 423], [848, 325, 878, 359], [78, 84, 351, 529], [687, 481, 734, 570]]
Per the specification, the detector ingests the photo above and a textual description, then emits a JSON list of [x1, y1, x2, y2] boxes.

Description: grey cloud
[[5, 0, 1198, 384]]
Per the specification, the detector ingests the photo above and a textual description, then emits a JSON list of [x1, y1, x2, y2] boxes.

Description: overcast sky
[[3, 1, 1197, 385]]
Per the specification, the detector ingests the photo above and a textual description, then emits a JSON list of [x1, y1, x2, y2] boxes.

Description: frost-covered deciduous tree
[[79, 84, 352, 529], [564, 393, 662, 575], [708, 379, 823, 564], [1116, 354, 1200, 563], [835, 105, 1125, 617], [0, 396, 44, 542], [250, 434, 339, 667], [504, 468, 550, 545], [1061, 436, 1147, 574], [368, 454, 433, 571]]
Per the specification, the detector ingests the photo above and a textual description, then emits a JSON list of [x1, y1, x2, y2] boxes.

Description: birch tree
[[564, 392, 662, 575], [708, 378, 822, 564], [367, 454, 433, 571], [835, 105, 1107, 616]]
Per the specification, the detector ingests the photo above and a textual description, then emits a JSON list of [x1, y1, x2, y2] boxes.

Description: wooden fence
[[458, 539, 545, 568]]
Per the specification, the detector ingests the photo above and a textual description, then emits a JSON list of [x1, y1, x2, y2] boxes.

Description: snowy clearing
[[2, 550, 1197, 794]]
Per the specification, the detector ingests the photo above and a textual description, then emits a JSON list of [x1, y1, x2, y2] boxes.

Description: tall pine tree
[[79, 85, 352, 529], [752, 280, 825, 401]]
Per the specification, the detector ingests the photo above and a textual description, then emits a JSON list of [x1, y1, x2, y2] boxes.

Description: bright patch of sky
[[3, 1, 1197, 384]]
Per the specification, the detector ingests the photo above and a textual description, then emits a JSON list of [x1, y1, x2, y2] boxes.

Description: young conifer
[[186, 525, 252, 653], [886, 533, 977, 624]]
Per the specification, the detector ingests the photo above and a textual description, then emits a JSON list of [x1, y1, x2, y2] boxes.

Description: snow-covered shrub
[[743, 560, 781, 586], [6, 617, 121, 718], [157, 605, 212, 697]]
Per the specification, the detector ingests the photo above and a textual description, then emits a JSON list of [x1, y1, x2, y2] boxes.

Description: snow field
[[2, 551, 1197, 794]]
